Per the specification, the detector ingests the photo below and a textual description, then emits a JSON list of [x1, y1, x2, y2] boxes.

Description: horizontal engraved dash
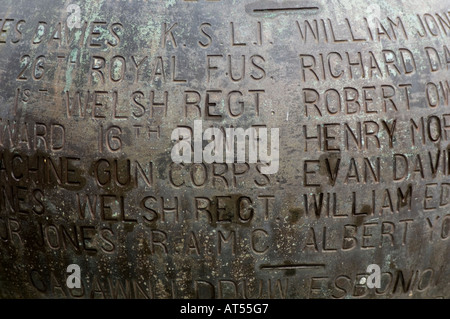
[[260, 263, 325, 270], [253, 6, 319, 13]]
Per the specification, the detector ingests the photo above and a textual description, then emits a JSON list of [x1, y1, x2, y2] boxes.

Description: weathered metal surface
[[0, 0, 449, 299]]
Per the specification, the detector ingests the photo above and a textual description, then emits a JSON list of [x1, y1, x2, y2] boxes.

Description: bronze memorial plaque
[[0, 0, 448, 299]]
